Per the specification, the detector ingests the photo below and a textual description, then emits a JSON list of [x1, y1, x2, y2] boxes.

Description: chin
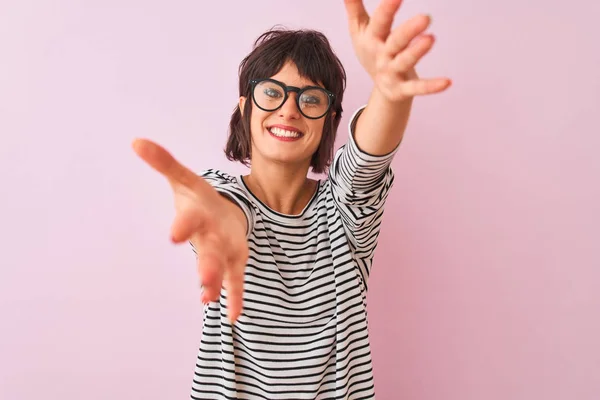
[[269, 154, 310, 166], [253, 148, 311, 168]]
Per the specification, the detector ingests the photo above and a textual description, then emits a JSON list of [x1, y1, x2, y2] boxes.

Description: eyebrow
[[273, 79, 322, 89]]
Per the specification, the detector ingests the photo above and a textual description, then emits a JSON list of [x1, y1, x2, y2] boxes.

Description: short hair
[[225, 27, 347, 174]]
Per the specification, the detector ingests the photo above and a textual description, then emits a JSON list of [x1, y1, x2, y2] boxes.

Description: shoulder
[[198, 168, 241, 185]]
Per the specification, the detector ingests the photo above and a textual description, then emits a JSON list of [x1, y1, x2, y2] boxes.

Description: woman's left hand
[[344, 0, 451, 102]]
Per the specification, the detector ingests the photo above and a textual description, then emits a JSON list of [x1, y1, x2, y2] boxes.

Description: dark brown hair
[[225, 27, 347, 174]]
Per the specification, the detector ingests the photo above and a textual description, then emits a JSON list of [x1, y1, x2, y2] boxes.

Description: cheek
[[251, 119, 262, 137], [249, 110, 268, 139], [309, 120, 326, 141]]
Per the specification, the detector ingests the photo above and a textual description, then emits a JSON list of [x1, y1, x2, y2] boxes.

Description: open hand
[[132, 139, 249, 323], [344, 0, 451, 102]]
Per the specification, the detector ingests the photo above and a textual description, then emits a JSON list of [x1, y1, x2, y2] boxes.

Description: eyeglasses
[[250, 78, 335, 119]]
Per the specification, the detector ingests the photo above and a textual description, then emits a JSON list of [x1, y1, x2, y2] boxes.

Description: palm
[[344, 0, 451, 101], [132, 138, 248, 323], [352, 31, 385, 79]]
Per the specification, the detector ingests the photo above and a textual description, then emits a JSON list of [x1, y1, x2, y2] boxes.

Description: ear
[[239, 96, 247, 115]]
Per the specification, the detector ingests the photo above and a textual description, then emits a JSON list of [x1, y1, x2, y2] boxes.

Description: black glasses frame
[[250, 78, 335, 120]]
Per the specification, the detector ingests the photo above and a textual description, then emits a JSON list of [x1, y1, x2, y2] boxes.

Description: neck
[[244, 158, 317, 215]]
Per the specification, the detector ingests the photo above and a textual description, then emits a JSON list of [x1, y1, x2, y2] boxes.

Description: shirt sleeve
[[191, 169, 255, 255], [328, 105, 400, 263]]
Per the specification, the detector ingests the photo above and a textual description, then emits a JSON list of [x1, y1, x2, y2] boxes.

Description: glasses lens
[[252, 80, 332, 118], [298, 88, 330, 118], [253, 80, 285, 111]]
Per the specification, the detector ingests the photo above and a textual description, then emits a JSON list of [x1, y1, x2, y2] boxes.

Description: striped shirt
[[190, 107, 399, 399]]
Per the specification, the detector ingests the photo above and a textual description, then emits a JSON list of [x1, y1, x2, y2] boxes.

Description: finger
[[367, 0, 403, 40], [170, 206, 207, 243], [196, 247, 225, 303], [223, 252, 247, 323], [132, 138, 198, 188], [390, 34, 435, 73], [344, 0, 369, 33], [384, 14, 431, 57], [399, 77, 452, 97]]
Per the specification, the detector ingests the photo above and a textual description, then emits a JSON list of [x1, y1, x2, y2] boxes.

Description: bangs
[[240, 28, 345, 98]]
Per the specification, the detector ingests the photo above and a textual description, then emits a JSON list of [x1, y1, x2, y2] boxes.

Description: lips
[[267, 125, 304, 140]]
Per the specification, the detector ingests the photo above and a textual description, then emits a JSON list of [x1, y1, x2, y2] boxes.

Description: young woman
[[133, 1, 450, 398]]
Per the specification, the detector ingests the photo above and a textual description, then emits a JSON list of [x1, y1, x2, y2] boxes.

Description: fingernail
[[229, 310, 239, 324]]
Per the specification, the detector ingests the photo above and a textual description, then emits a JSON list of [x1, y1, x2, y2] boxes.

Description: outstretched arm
[[344, 0, 452, 156]]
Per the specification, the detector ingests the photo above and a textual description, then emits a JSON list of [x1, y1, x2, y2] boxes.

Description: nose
[[278, 93, 301, 119]]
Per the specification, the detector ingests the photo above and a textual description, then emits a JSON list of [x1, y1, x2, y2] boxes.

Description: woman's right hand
[[132, 138, 249, 323]]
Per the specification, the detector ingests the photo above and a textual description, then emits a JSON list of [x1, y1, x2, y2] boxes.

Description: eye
[[264, 88, 283, 98], [300, 94, 321, 105]]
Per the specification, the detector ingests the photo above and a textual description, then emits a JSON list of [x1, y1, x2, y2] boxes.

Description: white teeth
[[270, 127, 301, 138]]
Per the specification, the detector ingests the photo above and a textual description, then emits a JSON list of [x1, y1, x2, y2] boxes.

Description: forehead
[[269, 61, 321, 88]]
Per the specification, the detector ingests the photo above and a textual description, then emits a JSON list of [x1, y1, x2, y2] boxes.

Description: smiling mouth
[[268, 126, 304, 139]]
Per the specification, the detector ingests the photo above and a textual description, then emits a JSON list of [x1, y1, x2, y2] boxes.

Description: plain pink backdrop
[[1, 0, 598, 399]]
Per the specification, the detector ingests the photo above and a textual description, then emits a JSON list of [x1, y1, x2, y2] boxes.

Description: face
[[240, 61, 329, 171]]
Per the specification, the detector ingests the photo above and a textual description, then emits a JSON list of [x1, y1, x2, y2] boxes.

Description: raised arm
[[344, 0, 452, 156]]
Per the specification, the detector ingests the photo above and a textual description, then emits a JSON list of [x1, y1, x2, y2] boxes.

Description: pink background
[[1, 0, 599, 399]]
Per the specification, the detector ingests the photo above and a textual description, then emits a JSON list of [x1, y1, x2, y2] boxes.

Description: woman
[[133, 0, 450, 398]]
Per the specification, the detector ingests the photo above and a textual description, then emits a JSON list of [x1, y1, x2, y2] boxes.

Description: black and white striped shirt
[[191, 107, 399, 399]]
